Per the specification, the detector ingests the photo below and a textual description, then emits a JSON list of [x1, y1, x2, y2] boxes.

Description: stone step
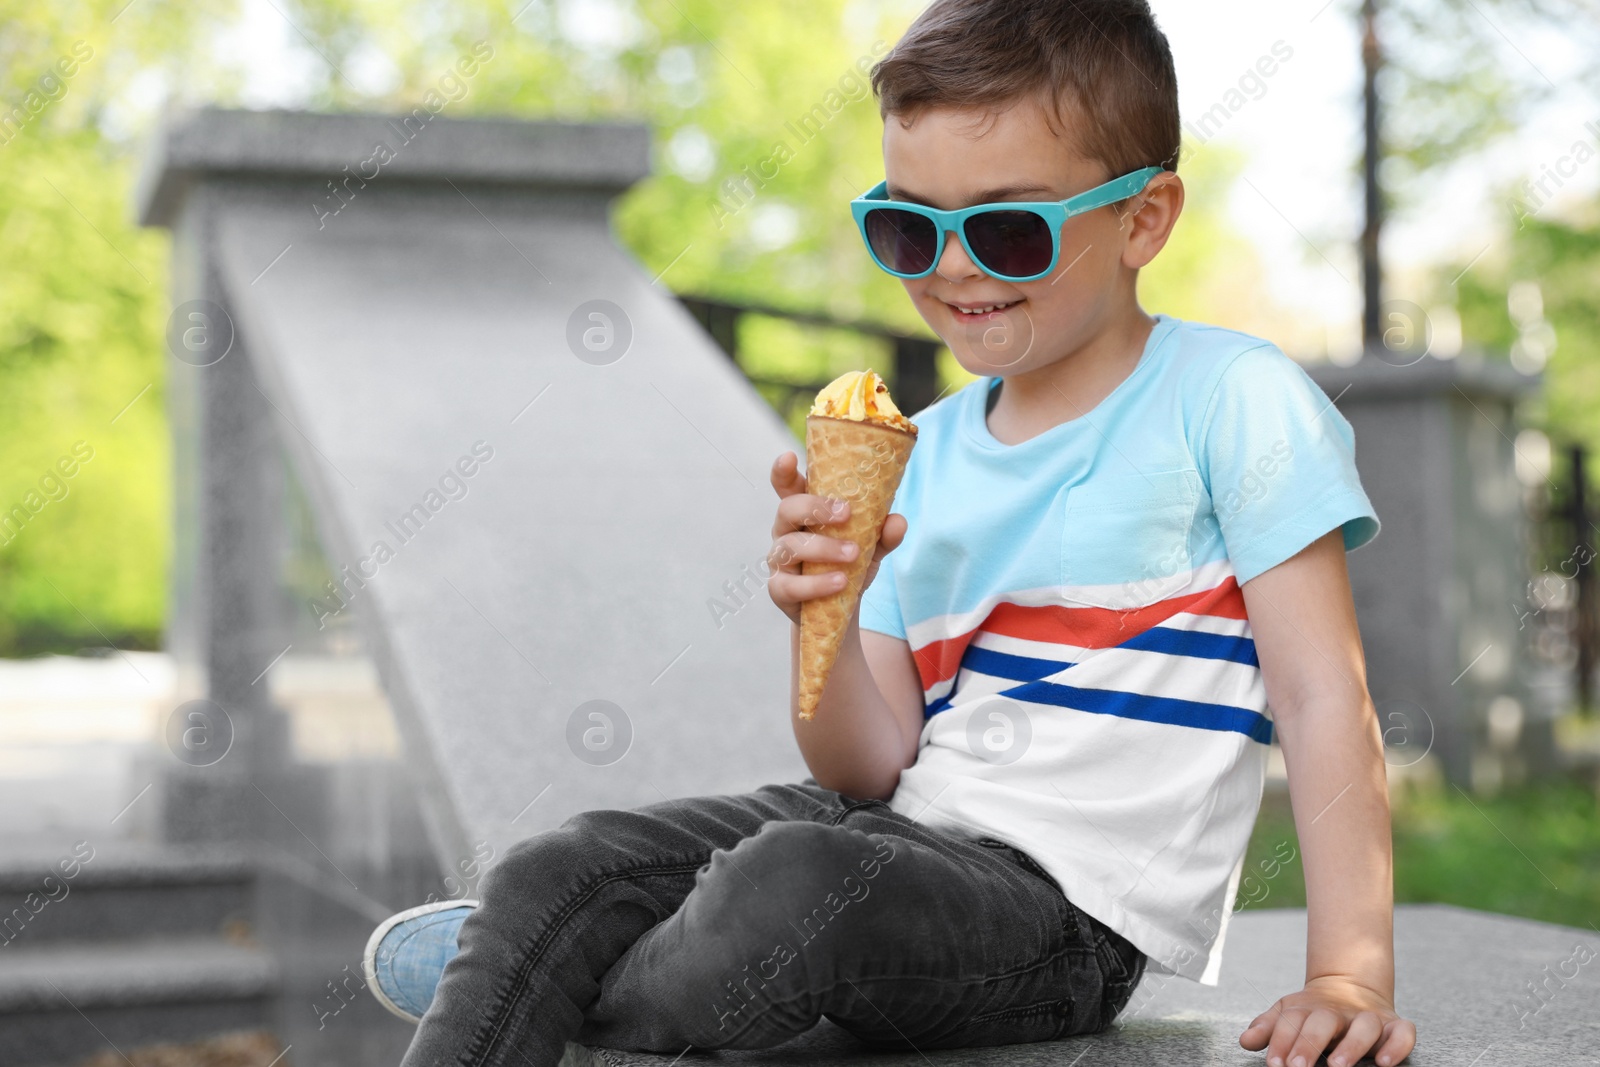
[[0, 937, 278, 1067], [0, 844, 253, 947]]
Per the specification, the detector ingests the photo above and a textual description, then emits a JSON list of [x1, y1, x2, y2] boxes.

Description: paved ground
[[0, 652, 402, 849]]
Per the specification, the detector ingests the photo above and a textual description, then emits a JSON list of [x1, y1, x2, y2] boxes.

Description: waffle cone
[[797, 415, 916, 720]]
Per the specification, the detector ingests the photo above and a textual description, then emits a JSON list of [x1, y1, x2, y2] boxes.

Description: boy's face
[[880, 94, 1179, 376]]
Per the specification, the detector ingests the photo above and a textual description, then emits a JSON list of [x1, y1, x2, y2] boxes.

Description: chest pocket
[[1060, 468, 1201, 610]]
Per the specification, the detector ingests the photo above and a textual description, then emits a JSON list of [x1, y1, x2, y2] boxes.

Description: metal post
[[708, 304, 741, 361], [1360, 0, 1384, 350], [892, 336, 942, 418], [679, 297, 741, 360]]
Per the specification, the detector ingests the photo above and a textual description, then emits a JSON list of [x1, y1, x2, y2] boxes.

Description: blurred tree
[[1455, 209, 1600, 451], [0, 131, 168, 653], [1403, 0, 1600, 456], [1354, 0, 1598, 342], [0, 0, 237, 653]]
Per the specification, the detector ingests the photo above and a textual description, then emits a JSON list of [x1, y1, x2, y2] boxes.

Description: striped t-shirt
[[859, 314, 1379, 985]]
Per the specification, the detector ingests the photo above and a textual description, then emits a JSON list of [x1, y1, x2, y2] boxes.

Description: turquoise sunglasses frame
[[850, 165, 1165, 282]]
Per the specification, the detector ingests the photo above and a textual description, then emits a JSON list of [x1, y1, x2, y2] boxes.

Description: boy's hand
[[1240, 975, 1416, 1067], [767, 450, 907, 627]]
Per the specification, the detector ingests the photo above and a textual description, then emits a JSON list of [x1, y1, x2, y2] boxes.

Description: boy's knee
[[480, 807, 640, 900]]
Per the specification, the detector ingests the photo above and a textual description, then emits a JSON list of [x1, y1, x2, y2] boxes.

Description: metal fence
[[675, 294, 946, 429], [1523, 442, 1598, 719]]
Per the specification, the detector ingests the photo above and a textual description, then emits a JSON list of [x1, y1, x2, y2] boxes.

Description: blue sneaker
[[363, 899, 478, 1022]]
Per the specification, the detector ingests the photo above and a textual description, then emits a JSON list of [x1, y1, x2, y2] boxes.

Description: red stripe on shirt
[[910, 577, 1248, 691]]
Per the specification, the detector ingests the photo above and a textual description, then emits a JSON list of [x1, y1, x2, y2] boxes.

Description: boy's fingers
[[773, 493, 850, 537], [874, 513, 908, 559], [1239, 1012, 1272, 1049], [1282, 1008, 1341, 1067], [1239, 1004, 1282, 1049], [770, 451, 807, 497], [769, 530, 859, 573], [1263, 1006, 1309, 1067], [1373, 1018, 1416, 1066], [1324, 1011, 1384, 1067], [768, 569, 849, 608]]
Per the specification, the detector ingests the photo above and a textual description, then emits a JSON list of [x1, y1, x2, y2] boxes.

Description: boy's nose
[[934, 226, 987, 282]]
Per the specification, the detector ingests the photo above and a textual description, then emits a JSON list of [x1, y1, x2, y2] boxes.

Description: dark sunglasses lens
[[964, 210, 1054, 278], [865, 208, 938, 275]]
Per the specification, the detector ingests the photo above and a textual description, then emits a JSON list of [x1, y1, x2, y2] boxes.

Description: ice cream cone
[[798, 414, 916, 720]]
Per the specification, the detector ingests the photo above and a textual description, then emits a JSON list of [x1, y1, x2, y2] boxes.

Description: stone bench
[[583, 904, 1597, 1065]]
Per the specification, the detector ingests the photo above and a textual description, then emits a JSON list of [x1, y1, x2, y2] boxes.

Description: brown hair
[[870, 0, 1181, 178]]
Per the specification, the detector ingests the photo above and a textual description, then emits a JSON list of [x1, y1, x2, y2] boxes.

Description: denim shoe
[[363, 899, 479, 1022]]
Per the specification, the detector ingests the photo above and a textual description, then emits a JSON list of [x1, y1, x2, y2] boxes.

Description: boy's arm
[[788, 616, 925, 801], [1236, 529, 1417, 1067], [766, 452, 923, 801]]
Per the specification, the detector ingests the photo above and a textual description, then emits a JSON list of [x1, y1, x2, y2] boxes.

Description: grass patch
[[1237, 774, 1600, 931]]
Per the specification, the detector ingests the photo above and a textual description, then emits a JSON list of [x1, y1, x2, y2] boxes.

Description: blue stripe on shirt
[[1119, 626, 1260, 667], [960, 644, 1078, 682], [997, 679, 1275, 744]]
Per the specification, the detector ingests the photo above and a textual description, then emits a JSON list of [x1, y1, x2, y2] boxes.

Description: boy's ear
[[1117, 173, 1184, 270]]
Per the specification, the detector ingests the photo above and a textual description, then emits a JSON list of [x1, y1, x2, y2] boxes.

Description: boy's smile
[[881, 93, 1183, 430]]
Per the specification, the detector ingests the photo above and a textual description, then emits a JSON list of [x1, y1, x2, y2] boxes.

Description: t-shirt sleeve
[[858, 544, 907, 640], [1196, 343, 1380, 587]]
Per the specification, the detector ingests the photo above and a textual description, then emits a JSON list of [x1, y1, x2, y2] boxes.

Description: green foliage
[[1453, 208, 1600, 455], [0, 131, 171, 653], [0, 0, 242, 653], [1242, 776, 1600, 929]]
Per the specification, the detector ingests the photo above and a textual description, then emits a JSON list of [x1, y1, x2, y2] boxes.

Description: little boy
[[367, 3, 1418, 1066]]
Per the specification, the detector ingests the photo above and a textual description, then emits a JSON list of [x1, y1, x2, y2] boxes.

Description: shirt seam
[[859, 619, 905, 639], [1224, 481, 1372, 582], [1192, 341, 1279, 496]]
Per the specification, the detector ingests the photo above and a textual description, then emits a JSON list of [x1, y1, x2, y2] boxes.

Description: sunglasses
[[850, 166, 1164, 282]]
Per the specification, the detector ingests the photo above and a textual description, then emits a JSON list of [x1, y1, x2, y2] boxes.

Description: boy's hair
[[870, 0, 1181, 179]]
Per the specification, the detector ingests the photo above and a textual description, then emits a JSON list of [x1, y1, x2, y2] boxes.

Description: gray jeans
[[401, 780, 1146, 1067]]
